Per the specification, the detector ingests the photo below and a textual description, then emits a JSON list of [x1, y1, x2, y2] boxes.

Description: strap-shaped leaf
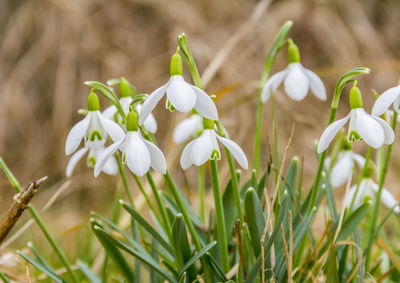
[[77, 260, 101, 283], [337, 201, 371, 242], [18, 251, 64, 283]]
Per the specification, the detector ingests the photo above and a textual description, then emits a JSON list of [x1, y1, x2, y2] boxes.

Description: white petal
[[190, 130, 215, 166], [317, 114, 351, 153], [354, 109, 385, 148], [284, 63, 309, 101], [136, 104, 157, 133], [261, 69, 288, 102], [94, 139, 124, 177], [372, 116, 395, 145], [102, 105, 117, 120], [192, 86, 219, 120], [166, 76, 196, 112], [66, 147, 88, 177], [330, 152, 353, 187], [65, 115, 90, 155], [120, 97, 133, 115], [173, 115, 203, 144], [370, 182, 400, 213], [371, 86, 400, 116], [352, 153, 366, 168], [216, 135, 248, 169], [303, 67, 327, 101], [102, 155, 119, 175], [139, 83, 168, 125], [142, 139, 167, 174], [125, 133, 151, 176], [97, 112, 125, 142], [180, 139, 196, 170], [345, 185, 357, 208]]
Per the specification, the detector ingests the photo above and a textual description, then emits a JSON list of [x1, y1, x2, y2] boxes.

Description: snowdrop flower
[[345, 178, 400, 213], [317, 83, 394, 153], [95, 111, 166, 177], [66, 145, 118, 177], [180, 119, 248, 170], [173, 114, 203, 144], [139, 50, 218, 125], [325, 149, 365, 187], [261, 40, 326, 102], [65, 91, 125, 155], [371, 84, 400, 117]]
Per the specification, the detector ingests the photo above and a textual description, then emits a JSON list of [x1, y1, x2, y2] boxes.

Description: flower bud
[[87, 91, 100, 111], [349, 82, 363, 109], [203, 118, 214, 130], [120, 77, 131, 98], [127, 110, 139, 131], [362, 161, 374, 178], [170, 49, 183, 76], [287, 39, 300, 63]]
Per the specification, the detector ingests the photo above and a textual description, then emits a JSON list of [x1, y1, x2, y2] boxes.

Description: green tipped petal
[[120, 77, 131, 98], [127, 110, 139, 131], [203, 118, 214, 130], [170, 50, 183, 76], [287, 39, 300, 63], [87, 91, 100, 111], [349, 82, 363, 109]]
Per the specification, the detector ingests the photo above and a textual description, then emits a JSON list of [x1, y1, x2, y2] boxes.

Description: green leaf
[[0, 272, 11, 283], [223, 175, 239, 240], [178, 241, 217, 279], [93, 225, 177, 283], [18, 251, 64, 283], [337, 201, 371, 242], [244, 187, 266, 256], [77, 260, 101, 283], [106, 78, 138, 95], [121, 200, 174, 255], [206, 254, 229, 282], [172, 214, 197, 282]]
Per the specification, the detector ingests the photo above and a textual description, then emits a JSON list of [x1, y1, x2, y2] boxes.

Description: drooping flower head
[[317, 82, 394, 153], [173, 113, 203, 144], [139, 49, 218, 125], [95, 110, 166, 177], [65, 91, 125, 155], [180, 118, 248, 170], [372, 84, 400, 117], [261, 39, 326, 102]]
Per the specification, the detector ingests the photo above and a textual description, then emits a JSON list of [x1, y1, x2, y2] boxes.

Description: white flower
[[173, 114, 203, 144], [65, 93, 125, 156], [345, 178, 400, 213], [66, 146, 118, 177], [180, 129, 248, 170], [372, 85, 400, 117], [103, 97, 158, 133], [94, 131, 166, 177], [139, 75, 218, 125], [317, 108, 394, 153], [261, 62, 326, 102], [325, 150, 365, 187]]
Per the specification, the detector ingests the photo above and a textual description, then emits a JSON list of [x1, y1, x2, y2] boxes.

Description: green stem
[[199, 165, 206, 222], [365, 110, 398, 271], [0, 158, 79, 283], [209, 159, 229, 272], [115, 154, 134, 205], [0, 272, 11, 283], [146, 172, 172, 239], [253, 21, 293, 174]]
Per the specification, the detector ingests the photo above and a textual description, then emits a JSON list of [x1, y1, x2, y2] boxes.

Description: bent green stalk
[[253, 20, 293, 174], [115, 154, 134, 205], [365, 110, 398, 270], [209, 159, 229, 272], [0, 158, 79, 283]]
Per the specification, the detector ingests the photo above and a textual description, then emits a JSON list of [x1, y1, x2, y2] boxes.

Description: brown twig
[[0, 176, 47, 244], [234, 219, 247, 278]]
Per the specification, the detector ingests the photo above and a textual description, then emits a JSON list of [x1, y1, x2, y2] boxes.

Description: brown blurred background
[[1, 0, 400, 269]]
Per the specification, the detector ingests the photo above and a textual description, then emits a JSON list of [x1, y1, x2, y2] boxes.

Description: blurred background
[[1, 0, 400, 277]]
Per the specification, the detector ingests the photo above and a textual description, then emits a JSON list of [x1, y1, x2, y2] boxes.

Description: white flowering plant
[[2, 20, 400, 283]]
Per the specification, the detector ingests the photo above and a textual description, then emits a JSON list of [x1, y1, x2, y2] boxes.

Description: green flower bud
[[203, 118, 214, 130], [170, 49, 183, 76], [127, 110, 139, 131], [87, 91, 100, 111], [349, 82, 363, 109], [287, 39, 300, 63], [120, 77, 131, 98], [362, 161, 373, 178]]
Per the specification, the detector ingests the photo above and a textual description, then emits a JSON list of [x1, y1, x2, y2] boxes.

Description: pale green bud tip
[[287, 39, 300, 63], [87, 91, 100, 111], [349, 81, 363, 109], [203, 118, 214, 129], [170, 51, 183, 76], [127, 111, 139, 131], [120, 77, 131, 98]]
